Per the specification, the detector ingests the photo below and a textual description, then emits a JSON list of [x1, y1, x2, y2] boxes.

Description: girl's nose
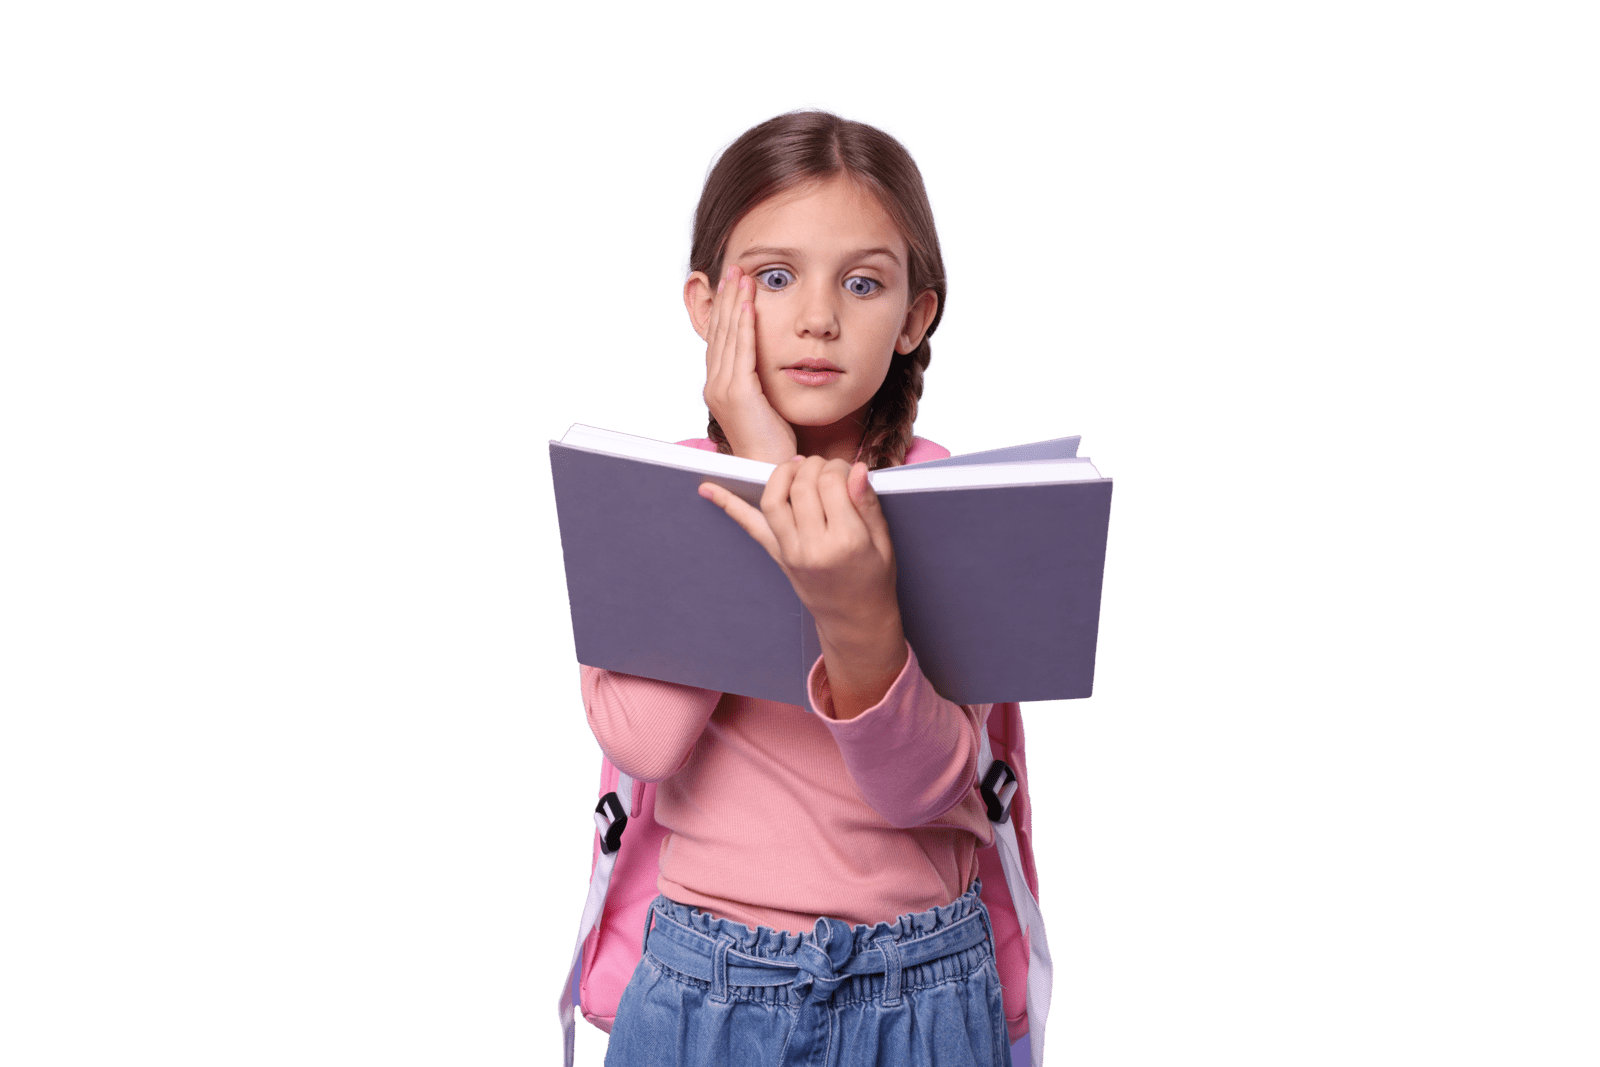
[[794, 284, 839, 340]]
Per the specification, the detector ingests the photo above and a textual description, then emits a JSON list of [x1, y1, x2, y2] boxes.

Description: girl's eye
[[754, 270, 879, 295]]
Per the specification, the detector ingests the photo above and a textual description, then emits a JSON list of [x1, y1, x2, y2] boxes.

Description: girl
[[583, 111, 1010, 1067]]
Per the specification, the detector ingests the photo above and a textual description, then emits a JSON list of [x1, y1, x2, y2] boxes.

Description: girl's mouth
[[783, 368, 843, 386]]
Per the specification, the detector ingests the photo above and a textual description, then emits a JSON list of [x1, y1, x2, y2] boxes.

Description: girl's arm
[[809, 643, 992, 829], [580, 665, 722, 782]]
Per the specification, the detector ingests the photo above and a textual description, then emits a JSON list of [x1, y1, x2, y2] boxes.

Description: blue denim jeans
[[604, 881, 1010, 1067]]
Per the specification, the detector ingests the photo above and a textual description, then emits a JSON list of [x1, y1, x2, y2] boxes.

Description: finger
[[698, 480, 781, 560], [723, 268, 752, 398], [718, 272, 748, 391], [785, 455, 830, 546], [759, 455, 803, 557], [817, 459, 870, 549], [713, 265, 742, 377], [816, 458, 861, 523], [847, 461, 895, 560], [736, 273, 759, 383], [707, 265, 734, 382]]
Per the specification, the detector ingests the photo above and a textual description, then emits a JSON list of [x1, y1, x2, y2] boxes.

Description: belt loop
[[975, 894, 995, 952], [875, 936, 903, 1007], [709, 938, 732, 1003], [641, 898, 657, 955]]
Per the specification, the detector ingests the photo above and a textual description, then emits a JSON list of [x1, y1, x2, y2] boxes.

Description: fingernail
[[717, 278, 724, 293], [792, 455, 805, 463]]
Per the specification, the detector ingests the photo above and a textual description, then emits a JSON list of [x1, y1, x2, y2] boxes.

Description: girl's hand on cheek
[[697, 460, 908, 643], [702, 266, 798, 464]]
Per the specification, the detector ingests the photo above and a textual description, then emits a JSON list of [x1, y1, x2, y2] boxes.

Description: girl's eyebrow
[[736, 245, 902, 266]]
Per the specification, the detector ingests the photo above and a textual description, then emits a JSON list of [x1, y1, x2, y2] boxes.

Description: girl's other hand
[[698, 456, 907, 719], [697, 265, 798, 464]]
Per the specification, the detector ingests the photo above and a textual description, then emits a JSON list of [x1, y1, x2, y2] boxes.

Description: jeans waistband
[[642, 883, 992, 1003]]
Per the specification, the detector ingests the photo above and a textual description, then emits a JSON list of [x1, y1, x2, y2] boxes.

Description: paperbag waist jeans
[[603, 880, 1010, 1067]]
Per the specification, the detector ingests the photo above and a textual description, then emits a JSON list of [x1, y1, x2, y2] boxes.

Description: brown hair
[[690, 111, 947, 470]]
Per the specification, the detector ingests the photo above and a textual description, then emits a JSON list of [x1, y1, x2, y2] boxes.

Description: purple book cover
[[550, 439, 1112, 706]]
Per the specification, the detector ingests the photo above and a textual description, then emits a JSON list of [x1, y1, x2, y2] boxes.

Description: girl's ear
[[895, 289, 939, 355], [684, 271, 715, 342]]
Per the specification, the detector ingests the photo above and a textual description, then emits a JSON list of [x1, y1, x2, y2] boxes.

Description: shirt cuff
[[805, 640, 921, 723], [804, 642, 983, 828]]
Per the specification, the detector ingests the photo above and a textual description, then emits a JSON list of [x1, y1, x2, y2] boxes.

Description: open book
[[550, 425, 1113, 706]]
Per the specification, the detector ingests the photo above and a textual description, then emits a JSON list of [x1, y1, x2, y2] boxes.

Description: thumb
[[698, 480, 781, 560]]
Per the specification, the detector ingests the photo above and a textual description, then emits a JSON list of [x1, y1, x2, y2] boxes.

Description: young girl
[[583, 111, 1009, 1067]]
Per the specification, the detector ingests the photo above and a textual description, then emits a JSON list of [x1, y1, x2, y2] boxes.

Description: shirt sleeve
[[581, 665, 723, 783], [806, 643, 991, 829]]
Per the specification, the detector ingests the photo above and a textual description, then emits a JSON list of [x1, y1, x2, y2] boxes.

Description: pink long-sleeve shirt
[[581, 437, 997, 935]]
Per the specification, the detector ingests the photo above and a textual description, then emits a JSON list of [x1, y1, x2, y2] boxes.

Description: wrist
[[814, 603, 904, 663], [722, 428, 785, 464], [812, 581, 898, 625], [815, 623, 908, 722], [716, 413, 796, 464]]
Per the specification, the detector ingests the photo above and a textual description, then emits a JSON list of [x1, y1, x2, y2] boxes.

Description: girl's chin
[[771, 415, 864, 435], [774, 391, 864, 415], [765, 377, 875, 429]]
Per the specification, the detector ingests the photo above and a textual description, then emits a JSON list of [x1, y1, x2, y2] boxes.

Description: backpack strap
[[978, 729, 1052, 1067], [559, 770, 634, 1067]]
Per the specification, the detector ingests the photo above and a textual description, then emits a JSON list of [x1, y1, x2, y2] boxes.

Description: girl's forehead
[[729, 176, 906, 258]]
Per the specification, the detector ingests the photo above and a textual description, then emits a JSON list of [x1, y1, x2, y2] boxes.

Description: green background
[[6, 2, 1593, 1067]]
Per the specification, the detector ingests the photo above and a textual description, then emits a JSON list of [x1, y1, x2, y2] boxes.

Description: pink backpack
[[558, 701, 1053, 1067]]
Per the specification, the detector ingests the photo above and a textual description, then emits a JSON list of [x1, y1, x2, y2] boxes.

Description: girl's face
[[690, 176, 938, 440]]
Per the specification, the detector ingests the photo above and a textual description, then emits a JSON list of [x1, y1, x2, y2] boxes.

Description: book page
[[871, 458, 1105, 493], [558, 424, 776, 484]]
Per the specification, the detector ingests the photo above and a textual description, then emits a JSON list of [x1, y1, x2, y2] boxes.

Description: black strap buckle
[[596, 791, 628, 855], [979, 759, 1017, 824]]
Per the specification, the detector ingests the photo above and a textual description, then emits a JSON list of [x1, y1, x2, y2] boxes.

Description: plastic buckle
[[979, 759, 1018, 824], [596, 791, 628, 855]]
